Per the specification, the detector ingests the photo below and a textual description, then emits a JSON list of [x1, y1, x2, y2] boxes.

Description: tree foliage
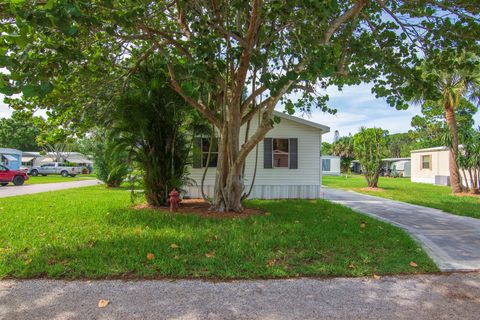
[[410, 98, 477, 149], [80, 129, 129, 188], [387, 132, 415, 158], [0, 111, 42, 151], [331, 135, 355, 173], [456, 127, 480, 194], [321, 142, 332, 155], [411, 52, 480, 193], [107, 62, 202, 206], [353, 127, 388, 188], [1, 0, 479, 211]]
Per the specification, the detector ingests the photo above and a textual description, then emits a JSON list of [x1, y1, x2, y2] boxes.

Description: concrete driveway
[[322, 187, 480, 272], [0, 180, 101, 198], [0, 273, 479, 320]]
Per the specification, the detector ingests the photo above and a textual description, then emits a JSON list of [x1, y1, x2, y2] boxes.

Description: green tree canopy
[[410, 98, 478, 149], [353, 127, 389, 188], [0, 111, 43, 151], [1, 0, 478, 211]]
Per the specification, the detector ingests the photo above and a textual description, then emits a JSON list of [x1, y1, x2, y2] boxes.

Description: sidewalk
[[322, 187, 480, 271]]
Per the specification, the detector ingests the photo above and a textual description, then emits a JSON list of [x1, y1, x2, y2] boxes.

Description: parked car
[[0, 164, 29, 186], [29, 162, 83, 177]]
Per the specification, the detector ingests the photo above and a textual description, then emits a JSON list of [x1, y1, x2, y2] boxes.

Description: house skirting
[[411, 177, 435, 184], [185, 185, 322, 199]]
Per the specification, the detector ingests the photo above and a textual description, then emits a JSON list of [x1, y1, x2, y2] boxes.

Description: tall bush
[[80, 130, 129, 188], [353, 127, 389, 188], [109, 62, 200, 207]]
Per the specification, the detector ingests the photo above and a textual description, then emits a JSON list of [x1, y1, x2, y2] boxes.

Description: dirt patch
[[360, 187, 385, 192], [134, 199, 264, 219]]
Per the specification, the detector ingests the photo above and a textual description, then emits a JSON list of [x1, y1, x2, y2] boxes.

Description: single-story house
[[321, 155, 341, 176], [0, 148, 22, 170], [22, 152, 94, 168], [411, 146, 451, 185], [350, 157, 411, 177], [381, 157, 411, 177], [186, 111, 330, 199]]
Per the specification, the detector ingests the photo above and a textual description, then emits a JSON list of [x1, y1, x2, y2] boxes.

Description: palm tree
[[331, 136, 355, 173], [415, 53, 480, 193]]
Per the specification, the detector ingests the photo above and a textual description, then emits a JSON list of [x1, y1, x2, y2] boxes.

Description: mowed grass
[[24, 174, 96, 185], [0, 186, 437, 279], [323, 175, 480, 219]]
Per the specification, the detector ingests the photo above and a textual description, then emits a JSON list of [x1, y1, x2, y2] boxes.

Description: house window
[[421, 155, 431, 169], [322, 158, 331, 171], [201, 138, 218, 167], [273, 138, 289, 168]]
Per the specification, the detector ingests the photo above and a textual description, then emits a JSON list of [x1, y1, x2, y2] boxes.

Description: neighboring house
[[350, 158, 411, 177], [186, 111, 330, 199], [0, 148, 22, 170], [321, 155, 341, 176], [410, 146, 451, 185], [381, 157, 411, 177], [22, 152, 94, 168]]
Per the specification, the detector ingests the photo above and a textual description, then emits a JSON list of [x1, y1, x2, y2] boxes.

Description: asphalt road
[[0, 273, 479, 320], [0, 180, 101, 198]]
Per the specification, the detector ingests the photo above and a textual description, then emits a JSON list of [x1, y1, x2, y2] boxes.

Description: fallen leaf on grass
[[373, 274, 381, 280], [170, 244, 179, 249], [409, 261, 418, 267], [348, 263, 356, 269], [146, 253, 155, 260], [205, 251, 215, 258], [98, 299, 109, 308], [267, 259, 277, 267], [360, 222, 366, 229]]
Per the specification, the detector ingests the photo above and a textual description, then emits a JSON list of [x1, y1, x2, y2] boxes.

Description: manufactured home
[[321, 155, 341, 176], [410, 146, 451, 185], [186, 111, 330, 199], [22, 152, 94, 169], [0, 148, 22, 170]]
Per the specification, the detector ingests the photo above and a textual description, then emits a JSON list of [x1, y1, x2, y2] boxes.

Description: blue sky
[[2, 85, 480, 143]]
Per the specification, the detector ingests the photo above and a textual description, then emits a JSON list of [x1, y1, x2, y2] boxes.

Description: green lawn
[[0, 186, 437, 279], [25, 174, 96, 185], [323, 175, 480, 219]]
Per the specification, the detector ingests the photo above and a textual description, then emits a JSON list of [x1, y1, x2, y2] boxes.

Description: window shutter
[[193, 137, 202, 168], [264, 138, 273, 168], [289, 138, 298, 169]]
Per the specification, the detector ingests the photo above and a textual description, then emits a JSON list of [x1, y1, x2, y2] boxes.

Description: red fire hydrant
[[168, 188, 181, 212]]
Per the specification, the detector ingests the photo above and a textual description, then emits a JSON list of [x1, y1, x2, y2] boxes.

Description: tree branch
[[166, 63, 220, 128], [322, 0, 367, 45]]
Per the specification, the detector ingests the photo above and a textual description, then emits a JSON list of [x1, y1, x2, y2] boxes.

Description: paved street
[[322, 187, 480, 271], [0, 273, 479, 320], [0, 180, 101, 198]]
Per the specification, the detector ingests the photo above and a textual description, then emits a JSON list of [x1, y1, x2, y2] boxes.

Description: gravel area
[[1, 273, 479, 319]]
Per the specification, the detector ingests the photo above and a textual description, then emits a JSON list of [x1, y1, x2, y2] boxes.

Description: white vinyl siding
[[186, 113, 324, 199]]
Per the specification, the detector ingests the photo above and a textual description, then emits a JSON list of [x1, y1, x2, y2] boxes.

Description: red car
[[0, 164, 29, 186]]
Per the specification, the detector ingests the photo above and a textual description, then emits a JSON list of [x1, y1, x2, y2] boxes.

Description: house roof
[[273, 111, 330, 133], [0, 148, 22, 155], [410, 146, 450, 153], [382, 157, 411, 162]]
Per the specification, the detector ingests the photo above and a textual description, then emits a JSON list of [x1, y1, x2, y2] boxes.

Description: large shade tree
[[1, 1, 479, 211]]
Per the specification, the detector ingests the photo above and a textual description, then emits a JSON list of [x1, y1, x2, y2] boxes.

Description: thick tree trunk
[[444, 106, 463, 193], [211, 114, 245, 212]]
